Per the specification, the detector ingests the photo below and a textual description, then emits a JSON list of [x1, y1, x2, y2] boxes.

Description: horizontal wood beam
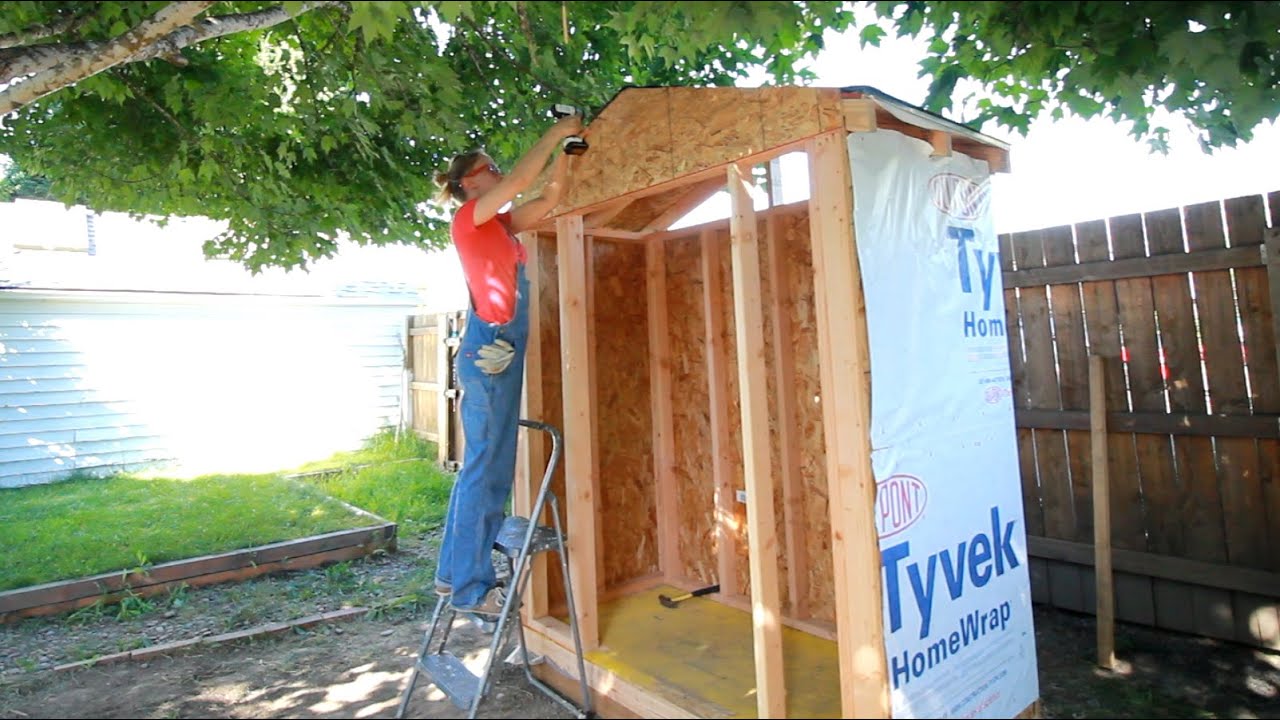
[[648, 199, 808, 244], [1016, 408, 1280, 439], [1028, 535, 1280, 598], [584, 228, 650, 241], [536, 135, 821, 232], [1002, 245, 1264, 288]]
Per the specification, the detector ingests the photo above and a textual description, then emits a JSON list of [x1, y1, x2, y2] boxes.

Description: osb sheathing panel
[[605, 190, 683, 233], [609, 176, 728, 233], [760, 87, 841, 150], [571, 88, 672, 212], [591, 240, 659, 586], [776, 209, 836, 622], [669, 88, 766, 178], [664, 235, 718, 583], [535, 233, 568, 608], [561, 87, 841, 216]]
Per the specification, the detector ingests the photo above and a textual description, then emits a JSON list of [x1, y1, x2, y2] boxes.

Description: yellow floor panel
[[583, 585, 842, 718]]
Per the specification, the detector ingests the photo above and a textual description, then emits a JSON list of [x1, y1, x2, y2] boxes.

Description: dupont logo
[[875, 474, 929, 539], [929, 173, 991, 221]]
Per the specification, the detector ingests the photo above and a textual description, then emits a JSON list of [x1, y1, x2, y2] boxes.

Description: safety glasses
[[462, 161, 500, 180]]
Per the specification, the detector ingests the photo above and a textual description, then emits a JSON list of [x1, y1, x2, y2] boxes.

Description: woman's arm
[[508, 153, 569, 234], [473, 115, 582, 227]]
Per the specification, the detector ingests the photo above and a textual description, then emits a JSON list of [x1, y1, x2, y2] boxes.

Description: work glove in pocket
[[475, 338, 516, 374]]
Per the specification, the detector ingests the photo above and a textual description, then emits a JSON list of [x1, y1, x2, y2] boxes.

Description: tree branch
[[0, 2, 215, 117], [0, 1, 344, 118], [0, 7, 96, 50], [517, 1, 538, 67]]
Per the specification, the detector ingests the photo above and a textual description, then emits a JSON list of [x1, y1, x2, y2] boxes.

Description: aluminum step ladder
[[396, 419, 593, 719]]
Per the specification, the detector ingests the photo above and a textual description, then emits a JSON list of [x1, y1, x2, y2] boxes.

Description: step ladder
[[396, 419, 593, 719]]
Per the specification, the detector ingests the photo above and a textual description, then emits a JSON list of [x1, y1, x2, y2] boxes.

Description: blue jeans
[[437, 266, 530, 608]]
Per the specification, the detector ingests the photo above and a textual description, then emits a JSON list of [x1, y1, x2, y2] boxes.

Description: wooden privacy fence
[[406, 311, 465, 469], [1001, 190, 1280, 650]]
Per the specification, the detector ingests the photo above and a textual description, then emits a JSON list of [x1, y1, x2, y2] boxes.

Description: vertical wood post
[[728, 162, 786, 719], [806, 130, 889, 719], [435, 313, 450, 465], [766, 213, 808, 618], [1090, 354, 1116, 669], [701, 227, 738, 595], [518, 232, 549, 619], [556, 214, 599, 651], [646, 239, 679, 578]]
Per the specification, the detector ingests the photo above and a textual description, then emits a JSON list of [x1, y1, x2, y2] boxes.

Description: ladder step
[[494, 515, 563, 558], [418, 652, 481, 711]]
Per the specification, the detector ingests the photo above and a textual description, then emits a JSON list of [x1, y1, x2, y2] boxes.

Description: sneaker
[[450, 586, 510, 619], [434, 580, 452, 596]]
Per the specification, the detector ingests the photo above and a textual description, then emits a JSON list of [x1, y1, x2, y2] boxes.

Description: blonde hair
[[433, 150, 487, 206]]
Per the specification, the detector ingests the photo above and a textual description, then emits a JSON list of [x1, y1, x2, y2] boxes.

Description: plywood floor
[[582, 584, 842, 718]]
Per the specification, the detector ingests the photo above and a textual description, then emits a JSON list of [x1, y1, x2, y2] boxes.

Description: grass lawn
[[0, 430, 456, 593]]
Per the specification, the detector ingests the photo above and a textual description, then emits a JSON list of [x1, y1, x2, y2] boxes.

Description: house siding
[[0, 291, 413, 488]]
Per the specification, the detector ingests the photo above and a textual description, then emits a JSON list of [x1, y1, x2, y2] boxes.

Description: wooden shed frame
[[510, 85, 1034, 719]]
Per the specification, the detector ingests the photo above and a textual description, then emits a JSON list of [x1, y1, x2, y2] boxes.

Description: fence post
[[1089, 354, 1116, 669], [1266, 228, 1280, 380], [436, 312, 450, 466]]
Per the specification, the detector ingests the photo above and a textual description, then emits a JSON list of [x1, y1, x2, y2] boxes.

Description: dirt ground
[[2, 536, 1279, 719]]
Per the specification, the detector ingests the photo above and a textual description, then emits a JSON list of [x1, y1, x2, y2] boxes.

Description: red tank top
[[451, 199, 527, 324]]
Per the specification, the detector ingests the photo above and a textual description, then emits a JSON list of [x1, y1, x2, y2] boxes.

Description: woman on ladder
[[430, 112, 583, 622]]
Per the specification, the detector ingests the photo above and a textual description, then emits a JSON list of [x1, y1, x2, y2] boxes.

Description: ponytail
[[434, 150, 487, 206]]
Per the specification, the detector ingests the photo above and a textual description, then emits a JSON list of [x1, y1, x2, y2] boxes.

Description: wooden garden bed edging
[[0, 522, 397, 623], [50, 607, 370, 671]]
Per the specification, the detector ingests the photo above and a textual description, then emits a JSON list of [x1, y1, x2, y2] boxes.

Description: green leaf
[[859, 25, 886, 47]]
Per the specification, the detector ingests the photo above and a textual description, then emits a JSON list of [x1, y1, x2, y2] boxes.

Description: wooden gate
[[406, 311, 465, 469]]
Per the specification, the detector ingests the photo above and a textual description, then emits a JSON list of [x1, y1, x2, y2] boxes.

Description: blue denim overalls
[[436, 264, 530, 609]]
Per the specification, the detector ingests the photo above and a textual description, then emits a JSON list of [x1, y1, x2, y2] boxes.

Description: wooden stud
[[841, 98, 878, 133], [646, 239, 680, 578], [765, 212, 808, 618], [928, 130, 952, 158], [556, 214, 600, 651], [728, 161, 786, 719], [586, 235, 605, 587], [701, 227, 738, 595], [806, 130, 890, 719], [519, 232, 550, 619], [1090, 355, 1116, 669]]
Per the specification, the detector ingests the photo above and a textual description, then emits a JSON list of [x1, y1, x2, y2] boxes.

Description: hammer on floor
[[659, 584, 719, 609]]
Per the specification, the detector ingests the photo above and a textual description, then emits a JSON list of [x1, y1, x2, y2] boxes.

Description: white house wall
[[0, 291, 412, 488]]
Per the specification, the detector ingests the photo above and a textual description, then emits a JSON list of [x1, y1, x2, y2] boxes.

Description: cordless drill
[[551, 103, 589, 156]]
